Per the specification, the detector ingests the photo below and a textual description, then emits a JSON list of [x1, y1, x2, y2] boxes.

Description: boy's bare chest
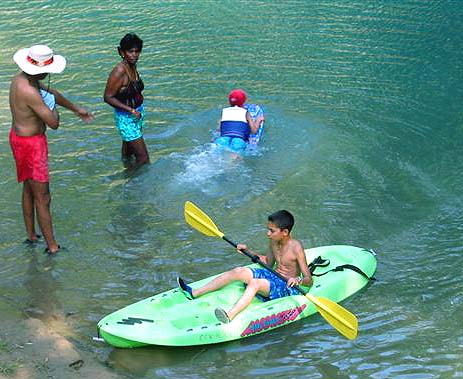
[[273, 246, 294, 265]]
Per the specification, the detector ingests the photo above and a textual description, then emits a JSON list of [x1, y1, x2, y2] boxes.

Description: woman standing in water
[[104, 33, 149, 167]]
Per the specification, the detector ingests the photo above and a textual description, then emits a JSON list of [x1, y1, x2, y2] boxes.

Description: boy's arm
[[246, 111, 263, 134], [265, 241, 275, 267], [288, 241, 313, 287], [236, 243, 269, 264]]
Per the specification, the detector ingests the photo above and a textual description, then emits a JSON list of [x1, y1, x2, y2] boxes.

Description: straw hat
[[13, 45, 66, 75]]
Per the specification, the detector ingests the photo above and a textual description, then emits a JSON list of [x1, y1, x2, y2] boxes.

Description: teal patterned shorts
[[114, 105, 145, 142]]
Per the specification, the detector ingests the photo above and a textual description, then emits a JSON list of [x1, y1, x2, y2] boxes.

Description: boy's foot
[[24, 234, 42, 244], [214, 307, 231, 324], [177, 277, 194, 300]]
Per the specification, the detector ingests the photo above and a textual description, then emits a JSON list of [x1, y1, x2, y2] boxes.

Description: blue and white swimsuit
[[250, 268, 299, 301]]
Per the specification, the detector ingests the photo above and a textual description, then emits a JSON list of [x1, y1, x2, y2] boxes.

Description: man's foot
[[177, 277, 194, 300], [44, 245, 61, 255], [214, 307, 231, 324], [24, 234, 42, 244]]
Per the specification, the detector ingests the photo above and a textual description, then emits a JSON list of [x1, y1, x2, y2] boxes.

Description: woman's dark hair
[[268, 210, 295, 232], [118, 33, 143, 52]]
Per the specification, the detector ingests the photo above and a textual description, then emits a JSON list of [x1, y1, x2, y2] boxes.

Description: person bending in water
[[177, 210, 312, 323], [214, 89, 264, 153], [9, 44, 93, 254], [104, 33, 149, 167]]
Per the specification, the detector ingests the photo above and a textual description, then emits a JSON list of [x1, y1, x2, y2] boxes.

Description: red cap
[[228, 89, 247, 107]]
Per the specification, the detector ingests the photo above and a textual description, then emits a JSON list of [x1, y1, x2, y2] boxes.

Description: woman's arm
[[104, 64, 140, 118]]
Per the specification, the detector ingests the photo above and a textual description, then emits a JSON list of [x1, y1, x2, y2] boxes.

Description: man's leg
[[29, 180, 60, 253], [22, 180, 39, 242]]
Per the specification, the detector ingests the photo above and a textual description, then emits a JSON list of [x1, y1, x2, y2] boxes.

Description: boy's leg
[[193, 267, 253, 298], [226, 278, 270, 320]]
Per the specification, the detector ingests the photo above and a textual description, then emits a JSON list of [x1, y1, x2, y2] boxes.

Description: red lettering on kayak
[[241, 304, 307, 337]]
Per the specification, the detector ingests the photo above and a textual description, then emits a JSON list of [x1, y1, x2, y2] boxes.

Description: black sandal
[[24, 234, 42, 244], [44, 245, 61, 255]]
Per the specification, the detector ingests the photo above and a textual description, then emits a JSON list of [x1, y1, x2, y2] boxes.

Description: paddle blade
[[184, 201, 224, 238], [305, 294, 358, 340]]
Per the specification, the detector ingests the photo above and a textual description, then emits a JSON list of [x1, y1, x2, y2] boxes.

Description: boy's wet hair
[[119, 33, 143, 52], [268, 210, 294, 232]]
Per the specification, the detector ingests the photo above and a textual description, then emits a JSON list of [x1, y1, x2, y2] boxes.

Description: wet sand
[[0, 300, 124, 379]]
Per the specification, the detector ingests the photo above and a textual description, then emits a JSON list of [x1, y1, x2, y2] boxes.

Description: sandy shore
[[0, 300, 125, 379]]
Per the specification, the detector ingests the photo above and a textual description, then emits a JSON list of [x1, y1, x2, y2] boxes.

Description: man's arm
[[27, 87, 60, 129], [45, 87, 94, 123]]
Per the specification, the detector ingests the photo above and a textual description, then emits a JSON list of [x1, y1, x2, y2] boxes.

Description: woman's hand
[[131, 108, 142, 120]]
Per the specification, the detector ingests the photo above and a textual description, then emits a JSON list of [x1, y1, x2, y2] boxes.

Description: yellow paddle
[[184, 201, 359, 340]]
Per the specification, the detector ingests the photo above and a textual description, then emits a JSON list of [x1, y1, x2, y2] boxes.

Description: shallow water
[[1, 1, 463, 378]]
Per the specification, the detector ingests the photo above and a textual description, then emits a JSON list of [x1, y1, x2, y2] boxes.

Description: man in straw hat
[[9, 44, 93, 255]]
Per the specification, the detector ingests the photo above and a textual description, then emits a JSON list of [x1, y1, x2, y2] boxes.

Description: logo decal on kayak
[[241, 304, 306, 337], [117, 317, 154, 326]]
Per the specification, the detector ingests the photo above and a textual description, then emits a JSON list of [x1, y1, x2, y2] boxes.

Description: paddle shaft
[[222, 236, 307, 295]]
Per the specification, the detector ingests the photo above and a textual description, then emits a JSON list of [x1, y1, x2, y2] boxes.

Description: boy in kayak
[[177, 210, 313, 323], [214, 89, 264, 153]]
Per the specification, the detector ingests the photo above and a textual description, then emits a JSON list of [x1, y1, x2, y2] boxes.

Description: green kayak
[[97, 245, 376, 348]]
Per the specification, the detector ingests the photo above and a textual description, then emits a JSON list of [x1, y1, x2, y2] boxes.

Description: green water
[[1, 1, 462, 378]]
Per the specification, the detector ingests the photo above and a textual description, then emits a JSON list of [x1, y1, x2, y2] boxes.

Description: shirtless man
[[9, 45, 93, 254], [177, 210, 313, 323]]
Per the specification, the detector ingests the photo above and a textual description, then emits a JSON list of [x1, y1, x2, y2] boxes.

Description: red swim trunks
[[9, 129, 49, 183]]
